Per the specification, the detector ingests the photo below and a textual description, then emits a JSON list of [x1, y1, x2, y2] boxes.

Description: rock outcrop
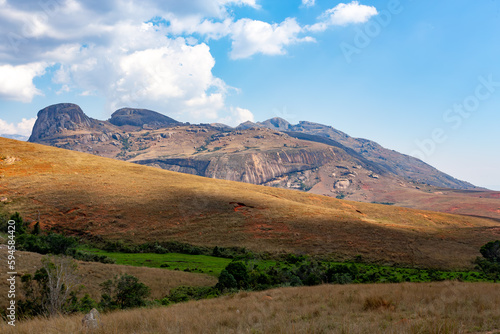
[[258, 117, 292, 131], [28, 103, 98, 142], [109, 108, 180, 128]]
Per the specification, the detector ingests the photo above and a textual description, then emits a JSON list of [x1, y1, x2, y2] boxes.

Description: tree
[[18, 256, 82, 317], [480, 241, 500, 263], [42, 256, 82, 316], [217, 262, 249, 290], [99, 274, 150, 310], [216, 269, 238, 291], [10, 212, 27, 235], [476, 241, 500, 278], [32, 222, 41, 235]]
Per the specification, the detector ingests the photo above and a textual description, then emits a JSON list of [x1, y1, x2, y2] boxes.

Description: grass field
[[79, 246, 232, 276], [1, 282, 499, 333]]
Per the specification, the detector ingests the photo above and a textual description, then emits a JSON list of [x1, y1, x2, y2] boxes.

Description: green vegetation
[[475, 240, 500, 280], [80, 246, 232, 276], [18, 256, 90, 318], [99, 274, 150, 311]]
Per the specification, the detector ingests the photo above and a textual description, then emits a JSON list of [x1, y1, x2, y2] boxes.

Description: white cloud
[[230, 18, 314, 59], [307, 1, 378, 32], [0, 63, 46, 102], [0, 0, 311, 121], [301, 0, 315, 8], [218, 106, 254, 126], [0, 117, 36, 136]]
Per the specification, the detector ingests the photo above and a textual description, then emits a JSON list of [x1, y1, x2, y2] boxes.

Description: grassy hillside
[[1, 282, 499, 333], [1, 137, 499, 269]]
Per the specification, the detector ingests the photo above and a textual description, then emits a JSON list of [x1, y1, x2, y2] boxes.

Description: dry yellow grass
[[1, 137, 499, 269], [1, 282, 499, 333], [0, 247, 216, 310]]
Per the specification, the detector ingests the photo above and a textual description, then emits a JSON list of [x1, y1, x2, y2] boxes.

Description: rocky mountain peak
[[28, 103, 94, 142], [109, 108, 180, 128], [235, 121, 261, 130], [259, 117, 292, 131]]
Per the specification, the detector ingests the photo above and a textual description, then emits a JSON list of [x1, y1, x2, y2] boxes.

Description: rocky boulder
[[109, 108, 180, 128], [81, 308, 101, 330]]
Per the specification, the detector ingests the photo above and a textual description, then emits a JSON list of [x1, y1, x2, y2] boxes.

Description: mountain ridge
[[24, 103, 500, 222], [27, 103, 476, 191]]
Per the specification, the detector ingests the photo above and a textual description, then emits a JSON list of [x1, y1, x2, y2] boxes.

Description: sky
[[0, 0, 499, 190]]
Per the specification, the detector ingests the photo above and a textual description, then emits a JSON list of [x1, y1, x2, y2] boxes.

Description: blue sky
[[0, 0, 499, 190]]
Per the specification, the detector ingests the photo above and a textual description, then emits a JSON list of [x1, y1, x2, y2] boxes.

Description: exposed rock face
[[109, 108, 180, 128], [335, 179, 351, 190], [28, 103, 96, 142], [137, 149, 337, 185]]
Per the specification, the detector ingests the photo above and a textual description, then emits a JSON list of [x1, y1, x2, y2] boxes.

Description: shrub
[[99, 274, 150, 310]]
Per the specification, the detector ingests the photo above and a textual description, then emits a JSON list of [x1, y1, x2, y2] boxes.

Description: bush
[[99, 274, 150, 311]]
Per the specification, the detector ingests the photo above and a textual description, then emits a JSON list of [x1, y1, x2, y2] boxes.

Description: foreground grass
[[2, 282, 500, 334]]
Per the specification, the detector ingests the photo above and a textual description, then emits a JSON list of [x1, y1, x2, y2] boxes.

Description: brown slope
[[1, 137, 499, 269]]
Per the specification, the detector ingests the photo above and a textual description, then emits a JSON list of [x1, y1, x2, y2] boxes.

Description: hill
[[26, 103, 500, 222], [1, 137, 499, 269]]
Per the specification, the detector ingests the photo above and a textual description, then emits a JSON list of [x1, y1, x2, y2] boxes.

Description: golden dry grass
[[0, 247, 216, 310], [1, 138, 499, 270], [1, 282, 500, 333]]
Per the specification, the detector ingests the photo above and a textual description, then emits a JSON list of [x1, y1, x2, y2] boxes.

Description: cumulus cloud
[[218, 106, 254, 126], [0, 63, 46, 102], [307, 1, 378, 32], [0, 117, 36, 136], [0, 0, 311, 122], [230, 18, 314, 59]]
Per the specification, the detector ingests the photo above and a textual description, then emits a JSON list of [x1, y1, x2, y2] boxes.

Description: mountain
[[26, 103, 500, 220], [2, 137, 499, 269]]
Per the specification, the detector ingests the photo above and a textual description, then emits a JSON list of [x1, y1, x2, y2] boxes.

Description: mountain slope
[[1, 137, 499, 269], [26, 103, 500, 220], [260, 119, 474, 190]]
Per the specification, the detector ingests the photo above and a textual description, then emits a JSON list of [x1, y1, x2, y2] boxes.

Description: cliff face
[[206, 149, 338, 184], [28, 103, 97, 142]]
